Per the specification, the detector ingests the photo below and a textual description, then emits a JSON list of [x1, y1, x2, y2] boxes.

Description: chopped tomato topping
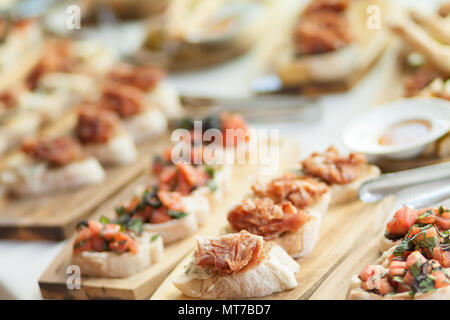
[[386, 206, 418, 236], [73, 220, 139, 255]]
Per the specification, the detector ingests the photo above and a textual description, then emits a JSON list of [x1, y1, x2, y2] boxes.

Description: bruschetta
[[300, 146, 380, 204], [0, 136, 105, 197], [107, 64, 182, 119], [348, 212, 450, 299], [151, 148, 232, 204], [274, 0, 388, 91], [380, 205, 450, 253], [227, 173, 331, 258], [173, 230, 299, 299], [71, 219, 163, 278], [99, 81, 168, 143], [75, 106, 137, 165], [114, 187, 209, 244]]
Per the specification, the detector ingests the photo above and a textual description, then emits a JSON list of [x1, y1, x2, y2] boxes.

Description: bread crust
[[173, 244, 299, 299], [83, 130, 137, 165], [2, 157, 105, 197], [71, 232, 163, 278], [124, 108, 167, 143], [143, 209, 199, 245], [146, 81, 183, 119]]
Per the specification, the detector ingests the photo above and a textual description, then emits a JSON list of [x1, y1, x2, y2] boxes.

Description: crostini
[[151, 147, 232, 204], [75, 106, 137, 165], [300, 146, 380, 204], [274, 0, 388, 91], [380, 205, 450, 253], [107, 63, 182, 119], [1, 136, 105, 197], [71, 219, 163, 278], [114, 186, 208, 244], [348, 209, 450, 299], [99, 81, 168, 143], [227, 173, 331, 258], [173, 230, 299, 299]]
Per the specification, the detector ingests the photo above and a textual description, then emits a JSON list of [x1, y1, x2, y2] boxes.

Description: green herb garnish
[[167, 211, 188, 219]]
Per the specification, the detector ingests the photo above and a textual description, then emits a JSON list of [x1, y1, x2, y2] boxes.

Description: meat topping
[[194, 230, 266, 274], [300, 146, 367, 184]]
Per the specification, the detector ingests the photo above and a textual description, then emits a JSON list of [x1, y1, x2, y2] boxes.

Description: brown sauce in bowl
[[378, 119, 432, 146]]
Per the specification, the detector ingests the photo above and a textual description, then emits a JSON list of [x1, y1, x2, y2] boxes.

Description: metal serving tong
[[180, 94, 321, 123], [359, 162, 450, 208]]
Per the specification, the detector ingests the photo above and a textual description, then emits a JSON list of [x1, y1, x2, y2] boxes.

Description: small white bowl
[[343, 97, 450, 160]]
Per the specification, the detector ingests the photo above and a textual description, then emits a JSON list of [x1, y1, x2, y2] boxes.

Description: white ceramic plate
[[343, 97, 450, 159]]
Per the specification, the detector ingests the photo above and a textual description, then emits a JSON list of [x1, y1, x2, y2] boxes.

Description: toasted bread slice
[[1, 156, 105, 197], [83, 130, 137, 165], [173, 243, 299, 299], [193, 164, 233, 205], [143, 209, 199, 245], [71, 232, 163, 278], [146, 81, 183, 119], [273, 191, 331, 258], [330, 164, 380, 205], [124, 108, 167, 144]]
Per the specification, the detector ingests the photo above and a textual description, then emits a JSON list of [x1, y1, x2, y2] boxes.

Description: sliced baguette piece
[[274, 192, 331, 258], [379, 235, 401, 254], [123, 108, 168, 144], [174, 243, 299, 299], [192, 164, 233, 205], [146, 81, 184, 119], [142, 209, 199, 245], [83, 130, 137, 165], [71, 232, 163, 278], [1, 156, 105, 197], [330, 164, 380, 205], [183, 193, 210, 226]]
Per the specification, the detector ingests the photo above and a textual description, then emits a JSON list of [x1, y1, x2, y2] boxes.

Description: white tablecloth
[[0, 0, 447, 300]]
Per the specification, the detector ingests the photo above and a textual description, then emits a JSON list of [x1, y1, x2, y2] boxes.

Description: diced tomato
[[386, 206, 418, 236], [406, 251, 427, 269], [403, 271, 415, 286], [149, 207, 171, 224], [389, 261, 406, 277], [433, 246, 450, 268], [157, 191, 186, 212], [359, 265, 385, 282], [432, 271, 449, 288], [378, 278, 394, 295]]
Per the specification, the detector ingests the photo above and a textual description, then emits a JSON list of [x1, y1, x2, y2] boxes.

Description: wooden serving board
[[0, 135, 171, 241], [38, 138, 299, 299], [150, 196, 395, 300]]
